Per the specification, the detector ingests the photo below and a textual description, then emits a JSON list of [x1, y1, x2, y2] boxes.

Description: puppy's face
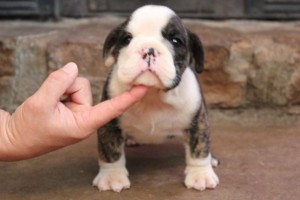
[[104, 5, 204, 90]]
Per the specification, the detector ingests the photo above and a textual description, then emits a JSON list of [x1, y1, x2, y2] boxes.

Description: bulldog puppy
[[93, 5, 219, 192]]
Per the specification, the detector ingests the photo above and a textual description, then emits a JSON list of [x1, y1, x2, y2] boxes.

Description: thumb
[[35, 62, 78, 107]]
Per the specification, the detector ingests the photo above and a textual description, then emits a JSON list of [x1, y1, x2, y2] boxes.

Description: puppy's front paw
[[93, 168, 130, 192], [184, 165, 219, 191]]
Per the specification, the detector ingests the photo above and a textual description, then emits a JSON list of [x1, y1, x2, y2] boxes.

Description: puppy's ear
[[103, 20, 129, 68], [188, 31, 205, 73], [103, 28, 118, 68]]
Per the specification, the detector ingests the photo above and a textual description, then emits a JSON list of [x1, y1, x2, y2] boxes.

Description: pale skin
[[0, 62, 148, 161]]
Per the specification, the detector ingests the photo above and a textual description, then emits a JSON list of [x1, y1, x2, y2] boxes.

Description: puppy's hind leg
[[93, 119, 130, 193]]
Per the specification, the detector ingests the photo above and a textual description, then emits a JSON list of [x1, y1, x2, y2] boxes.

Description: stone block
[[287, 64, 300, 105], [12, 33, 57, 108], [47, 39, 108, 103], [188, 24, 251, 108], [48, 41, 104, 77], [0, 39, 15, 111], [0, 32, 58, 111], [0, 40, 14, 76], [200, 44, 247, 108], [247, 36, 300, 106]]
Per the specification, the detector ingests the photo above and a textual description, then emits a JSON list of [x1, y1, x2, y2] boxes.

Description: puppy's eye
[[122, 35, 132, 46], [170, 37, 183, 47]]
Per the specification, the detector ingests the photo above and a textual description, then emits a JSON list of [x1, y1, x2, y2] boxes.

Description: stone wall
[[0, 18, 299, 114]]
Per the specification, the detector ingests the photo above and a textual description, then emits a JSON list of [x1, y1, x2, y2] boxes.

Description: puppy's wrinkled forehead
[[127, 5, 175, 35]]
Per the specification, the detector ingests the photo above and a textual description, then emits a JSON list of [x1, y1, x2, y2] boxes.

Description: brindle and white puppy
[[93, 5, 219, 192]]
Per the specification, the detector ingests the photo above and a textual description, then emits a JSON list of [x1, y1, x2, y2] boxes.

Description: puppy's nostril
[[141, 48, 156, 60], [148, 48, 155, 56], [142, 53, 147, 59]]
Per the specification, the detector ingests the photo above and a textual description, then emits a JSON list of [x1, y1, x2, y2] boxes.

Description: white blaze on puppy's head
[[103, 5, 194, 91], [127, 5, 175, 36]]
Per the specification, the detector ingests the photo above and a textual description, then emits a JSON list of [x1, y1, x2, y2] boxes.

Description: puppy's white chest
[[121, 103, 189, 143], [119, 67, 201, 144]]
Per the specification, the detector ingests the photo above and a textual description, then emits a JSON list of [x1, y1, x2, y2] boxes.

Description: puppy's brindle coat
[[93, 5, 219, 192]]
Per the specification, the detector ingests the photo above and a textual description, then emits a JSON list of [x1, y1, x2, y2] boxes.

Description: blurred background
[[0, 0, 299, 115], [1, 0, 300, 19]]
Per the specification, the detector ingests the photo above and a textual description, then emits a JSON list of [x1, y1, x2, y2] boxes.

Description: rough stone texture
[[48, 40, 105, 101], [0, 39, 15, 111], [190, 20, 300, 109], [247, 36, 300, 106], [0, 40, 14, 76], [287, 60, 300, 105], [0, 18, 300, 112], [199, 44, 247, 108], [13, 32, 59, 109]]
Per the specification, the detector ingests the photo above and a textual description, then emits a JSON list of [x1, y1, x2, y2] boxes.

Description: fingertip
[[128, 85, 149, 100], [61, 62, 78, 75]]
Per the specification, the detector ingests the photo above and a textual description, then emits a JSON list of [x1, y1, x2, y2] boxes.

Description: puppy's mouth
[[118, 46, 177, 90], [132, 69, 164, 89]]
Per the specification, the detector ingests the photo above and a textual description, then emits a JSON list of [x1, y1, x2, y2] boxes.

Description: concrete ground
[[0, 109, 299, 200]]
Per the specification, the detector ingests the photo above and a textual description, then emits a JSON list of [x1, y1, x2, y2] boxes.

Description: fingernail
[[62, 62, 78, 74]]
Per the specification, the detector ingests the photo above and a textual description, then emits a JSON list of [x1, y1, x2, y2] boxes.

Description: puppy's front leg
[[93, 119, 130, 192], [184, 105, 219, 191]]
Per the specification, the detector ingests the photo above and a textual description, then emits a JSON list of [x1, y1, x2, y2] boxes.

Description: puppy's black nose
[[148, 48, 155, 56]]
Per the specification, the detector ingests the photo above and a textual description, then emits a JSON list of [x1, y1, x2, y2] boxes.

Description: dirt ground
[[0, 109, 299, 200]]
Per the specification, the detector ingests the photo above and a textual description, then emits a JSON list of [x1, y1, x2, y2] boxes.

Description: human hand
[[0, 63, 148, 161]]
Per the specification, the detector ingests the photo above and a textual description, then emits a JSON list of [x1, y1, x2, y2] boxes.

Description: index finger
[[84, 86, 148, 131]]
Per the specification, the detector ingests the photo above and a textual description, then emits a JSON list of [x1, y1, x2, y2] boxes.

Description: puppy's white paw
[[93, 168, 130, 192], [184, 165, 219, 191]]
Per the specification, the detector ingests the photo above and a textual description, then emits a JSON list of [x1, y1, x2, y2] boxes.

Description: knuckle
[[48, 70, 65, 83], [78, 77, 91, 89]]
